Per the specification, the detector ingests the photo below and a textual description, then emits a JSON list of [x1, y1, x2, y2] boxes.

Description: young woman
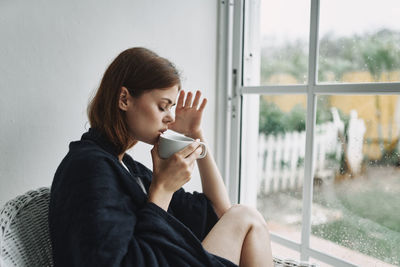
[[49, 47, 273, 267]]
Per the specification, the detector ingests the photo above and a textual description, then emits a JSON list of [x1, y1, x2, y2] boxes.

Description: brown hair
[[87, 47, 181, 155]]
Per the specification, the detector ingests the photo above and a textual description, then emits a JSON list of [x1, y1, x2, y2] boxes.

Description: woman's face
[[120, 85, 179, 145]]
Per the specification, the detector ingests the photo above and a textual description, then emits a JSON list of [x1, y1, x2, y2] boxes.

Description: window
[[217, 0, 400, 266]]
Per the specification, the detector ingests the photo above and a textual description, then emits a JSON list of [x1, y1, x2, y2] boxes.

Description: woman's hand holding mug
[[149, 136, 204, 210]]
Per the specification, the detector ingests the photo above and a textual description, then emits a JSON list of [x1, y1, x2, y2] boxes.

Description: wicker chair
[[0, 188, 317, 267], [0, 187, 53, 267]]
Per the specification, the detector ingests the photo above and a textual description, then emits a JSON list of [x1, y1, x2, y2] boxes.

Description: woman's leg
[[201, 204, 273, 267]]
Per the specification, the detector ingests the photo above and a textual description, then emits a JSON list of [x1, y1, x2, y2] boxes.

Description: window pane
[[311, 95, 400, 266], [244, 0, 310, 86], [254, 95, 307, 243], [318, 0, 400, 83]]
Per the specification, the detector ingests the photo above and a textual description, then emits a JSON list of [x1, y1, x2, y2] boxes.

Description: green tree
[[261, 29, 400, 84], [259, 99, 286, 135]]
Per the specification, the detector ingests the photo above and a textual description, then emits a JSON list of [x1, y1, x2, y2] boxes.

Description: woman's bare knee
[[227, 204, 268, 229], [201, 205, 264, 262], [202, 204, 271, 265], [229, 205, 272, 267]]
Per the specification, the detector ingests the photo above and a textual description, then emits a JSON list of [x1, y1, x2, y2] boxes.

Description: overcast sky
[[260, 0, 400, 41]]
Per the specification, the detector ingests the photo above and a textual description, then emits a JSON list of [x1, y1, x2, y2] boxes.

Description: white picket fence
[[257, 122, 343, 194]]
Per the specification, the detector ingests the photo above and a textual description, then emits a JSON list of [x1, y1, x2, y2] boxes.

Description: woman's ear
[[119, 87, 130, 111]]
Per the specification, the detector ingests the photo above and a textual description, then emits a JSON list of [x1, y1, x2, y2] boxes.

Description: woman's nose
[[163, 111, 175, 124]]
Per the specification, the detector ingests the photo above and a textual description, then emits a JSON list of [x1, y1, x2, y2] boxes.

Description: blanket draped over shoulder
[[49, 128, 237, 267]]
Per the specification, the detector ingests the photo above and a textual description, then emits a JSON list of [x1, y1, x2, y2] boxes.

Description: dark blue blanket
[[49, 128, 237, 266]]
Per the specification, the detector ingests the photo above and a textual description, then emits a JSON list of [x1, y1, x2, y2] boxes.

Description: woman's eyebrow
[[161, 98, 176, 106]]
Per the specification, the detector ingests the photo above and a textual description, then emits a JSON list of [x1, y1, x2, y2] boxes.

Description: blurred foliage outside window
[[261, 29, 400, 84]]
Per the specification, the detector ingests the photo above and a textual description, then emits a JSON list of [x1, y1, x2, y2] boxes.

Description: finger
[[198, 98, 207, 112], [177, 141, 201, 158], [186, 145, 203, 162], [192, 90, 201, 109], [177, 90, 185, 108], [184, 91, 193, 108]]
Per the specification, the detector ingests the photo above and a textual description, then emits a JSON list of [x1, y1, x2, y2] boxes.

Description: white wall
[[0, 0, 218, 206]]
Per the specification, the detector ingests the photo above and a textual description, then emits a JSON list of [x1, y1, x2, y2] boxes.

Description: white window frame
[[216, 0, 400, 266]]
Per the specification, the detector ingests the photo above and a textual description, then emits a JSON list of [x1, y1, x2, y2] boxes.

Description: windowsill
[[269, 224, 396, 267]]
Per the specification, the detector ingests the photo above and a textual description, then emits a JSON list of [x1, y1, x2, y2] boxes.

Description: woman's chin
[[143, 136, 159, 146], [134, 133, 160, 146]]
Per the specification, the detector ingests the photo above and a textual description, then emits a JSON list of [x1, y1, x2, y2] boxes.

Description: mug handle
[[197, 142, 207, 159]]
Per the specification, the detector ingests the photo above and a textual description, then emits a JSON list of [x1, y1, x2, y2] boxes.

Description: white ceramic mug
[[158, 130, 207, 159]]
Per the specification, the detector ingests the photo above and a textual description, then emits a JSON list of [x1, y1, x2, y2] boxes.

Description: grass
[[312, 168, 400, 265], [257, 166, 400, 265], [312, 213, 400, 265]]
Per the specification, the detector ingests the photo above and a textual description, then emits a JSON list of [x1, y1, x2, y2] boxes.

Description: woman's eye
[[159, 106, 166, 112]]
